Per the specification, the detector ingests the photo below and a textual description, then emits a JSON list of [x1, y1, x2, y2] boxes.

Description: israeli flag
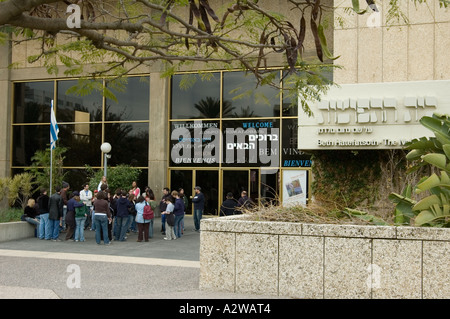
[[50, 100, 59, 150]]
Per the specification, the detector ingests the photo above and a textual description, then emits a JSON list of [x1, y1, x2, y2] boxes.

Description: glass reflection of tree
[[194, 97, 234, 118], [233, 106, 256, 118]]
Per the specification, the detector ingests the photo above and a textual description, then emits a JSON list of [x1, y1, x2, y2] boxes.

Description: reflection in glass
[[104, 122, 149, 167], [105, 76, 150, 121], [13, 125, 49, 166], [223, 71, 280, 118], [14, 82, 54, 123], [281, 118, 311, 168], [58, 123, 102, 167], [57, 80, 103, 123], [170, 170, 193, 214], [171, 73, 220, 119], [169, 121, 220, 167], [195, 170, 219, 215]]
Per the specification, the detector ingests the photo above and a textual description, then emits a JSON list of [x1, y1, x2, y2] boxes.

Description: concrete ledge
[[0, 222, 35, 243], [199, 215, 450, 299]]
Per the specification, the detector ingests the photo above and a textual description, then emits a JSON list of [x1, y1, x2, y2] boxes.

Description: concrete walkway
[[0, 216, 282, 299]]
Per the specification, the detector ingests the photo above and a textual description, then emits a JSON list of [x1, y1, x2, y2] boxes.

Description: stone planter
[[0, 221, 35, 243], [199, 214, 450, 299]]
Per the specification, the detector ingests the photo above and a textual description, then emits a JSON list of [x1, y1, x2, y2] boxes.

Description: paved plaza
[[0, 216, 279, 299]]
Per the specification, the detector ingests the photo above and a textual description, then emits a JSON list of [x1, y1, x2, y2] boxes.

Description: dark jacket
[[66, 197, 84, 228], [238, 196, 253, 209], [24, 206, 39, 219], [37, 194, 49, 214], [192, 192, 205, 211], [48, 192, 63, 220], [220, 198, 238, 216], [159, 194, 170, 212], [173, 198, 185, 216], [116, 197, 132, 218]]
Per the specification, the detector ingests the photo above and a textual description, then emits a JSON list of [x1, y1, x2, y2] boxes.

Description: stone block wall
[[199, 215, 450, 299]]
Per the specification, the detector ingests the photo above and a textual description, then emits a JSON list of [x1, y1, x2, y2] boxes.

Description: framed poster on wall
[[282, 170, 308, 206]]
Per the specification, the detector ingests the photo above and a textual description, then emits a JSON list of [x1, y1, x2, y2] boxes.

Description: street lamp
[[100, 142, 112, 177]]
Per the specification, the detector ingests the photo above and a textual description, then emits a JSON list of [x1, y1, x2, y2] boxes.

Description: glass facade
[[11, 76, 150, 191], [169, 70, 314, 214], [11, 70, 316, 214]]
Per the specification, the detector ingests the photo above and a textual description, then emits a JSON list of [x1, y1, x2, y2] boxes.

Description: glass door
[[170, 170, 193, 214], [222, 169, 249, 203], [194, 170, 219, 215]]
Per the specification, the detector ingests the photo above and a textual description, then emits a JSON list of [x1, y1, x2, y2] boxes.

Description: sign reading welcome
[[298, 80, 450, 150]]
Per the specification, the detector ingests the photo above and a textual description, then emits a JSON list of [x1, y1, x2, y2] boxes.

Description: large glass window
[[57, 80, 103, 123], [171, 73, 221, 119], [14, 82, 54, 123], [104, 122, 149, 167], [12, 77, 150, 191], [58, 123, 102, 167], [12, 125, 49, 166], [222, 71, 280, 118], [105, 76, 150, 121]]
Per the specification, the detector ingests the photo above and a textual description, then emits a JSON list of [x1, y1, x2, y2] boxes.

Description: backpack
[[143, 202, 154, 220]]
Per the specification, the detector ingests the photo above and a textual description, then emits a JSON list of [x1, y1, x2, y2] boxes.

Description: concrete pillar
[[0, 38, 11, 179], [148, 73, 169, 215]]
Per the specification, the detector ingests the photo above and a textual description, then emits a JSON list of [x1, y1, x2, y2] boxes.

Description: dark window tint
[[14, 82, 54, 123], [57, 80, 103, 123], [104, 122, 149, 167], [222, 71, 280, 118], [12, 125, 49, 166], [105, 77, 150, 121], [171, 73, 220, 119]]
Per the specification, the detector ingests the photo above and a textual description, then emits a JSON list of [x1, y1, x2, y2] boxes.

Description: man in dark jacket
[[48, 186, 64, 241], [191, 186, 205, 232], [220, 192, 239, 216], [115, 190, 132, 241], [65, 191, 84, 241], [37, 189, 50, 240], [238, 191, 254, 210]]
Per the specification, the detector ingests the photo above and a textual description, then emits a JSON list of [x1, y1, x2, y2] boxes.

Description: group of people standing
[[22, 178, 197, 245], [23, 178, 252, 243]]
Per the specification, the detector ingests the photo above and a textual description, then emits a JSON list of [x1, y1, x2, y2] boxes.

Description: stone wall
[[0, 222, 35, 243], [199, 215, 450, 299]]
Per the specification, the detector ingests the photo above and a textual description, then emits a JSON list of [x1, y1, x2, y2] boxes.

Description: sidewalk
[[0, 216, 285, 299]]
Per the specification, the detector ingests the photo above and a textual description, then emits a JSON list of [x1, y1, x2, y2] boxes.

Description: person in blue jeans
[[37, 189, 50, 240], [171, 191, 185, 238], [48, 186, 63, 241], [93, 191, 112, 245], [191, 186, 204, 232]]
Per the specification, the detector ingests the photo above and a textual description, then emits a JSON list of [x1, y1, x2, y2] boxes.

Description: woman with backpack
[[135, 195, 151, 242]]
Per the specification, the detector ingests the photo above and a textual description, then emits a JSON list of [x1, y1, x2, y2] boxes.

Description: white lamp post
[[100, 142, 112, 177]]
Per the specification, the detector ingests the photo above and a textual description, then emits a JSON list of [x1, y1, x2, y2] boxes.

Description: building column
[[148, 73, 169, 214], [0, 39, 11, 179]]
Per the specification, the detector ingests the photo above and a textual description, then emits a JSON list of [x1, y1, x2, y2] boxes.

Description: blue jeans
[[148, 219, 154, 238], [94, 215, 110, 244], [39, 213, 50, 240], [25, 216, 40, 238], [49, 219, 61, 240], [74, 217, 86, 241], [115, 216, 130, 241], [194, 209, 203, 231], [174, 214, 184, 238]]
